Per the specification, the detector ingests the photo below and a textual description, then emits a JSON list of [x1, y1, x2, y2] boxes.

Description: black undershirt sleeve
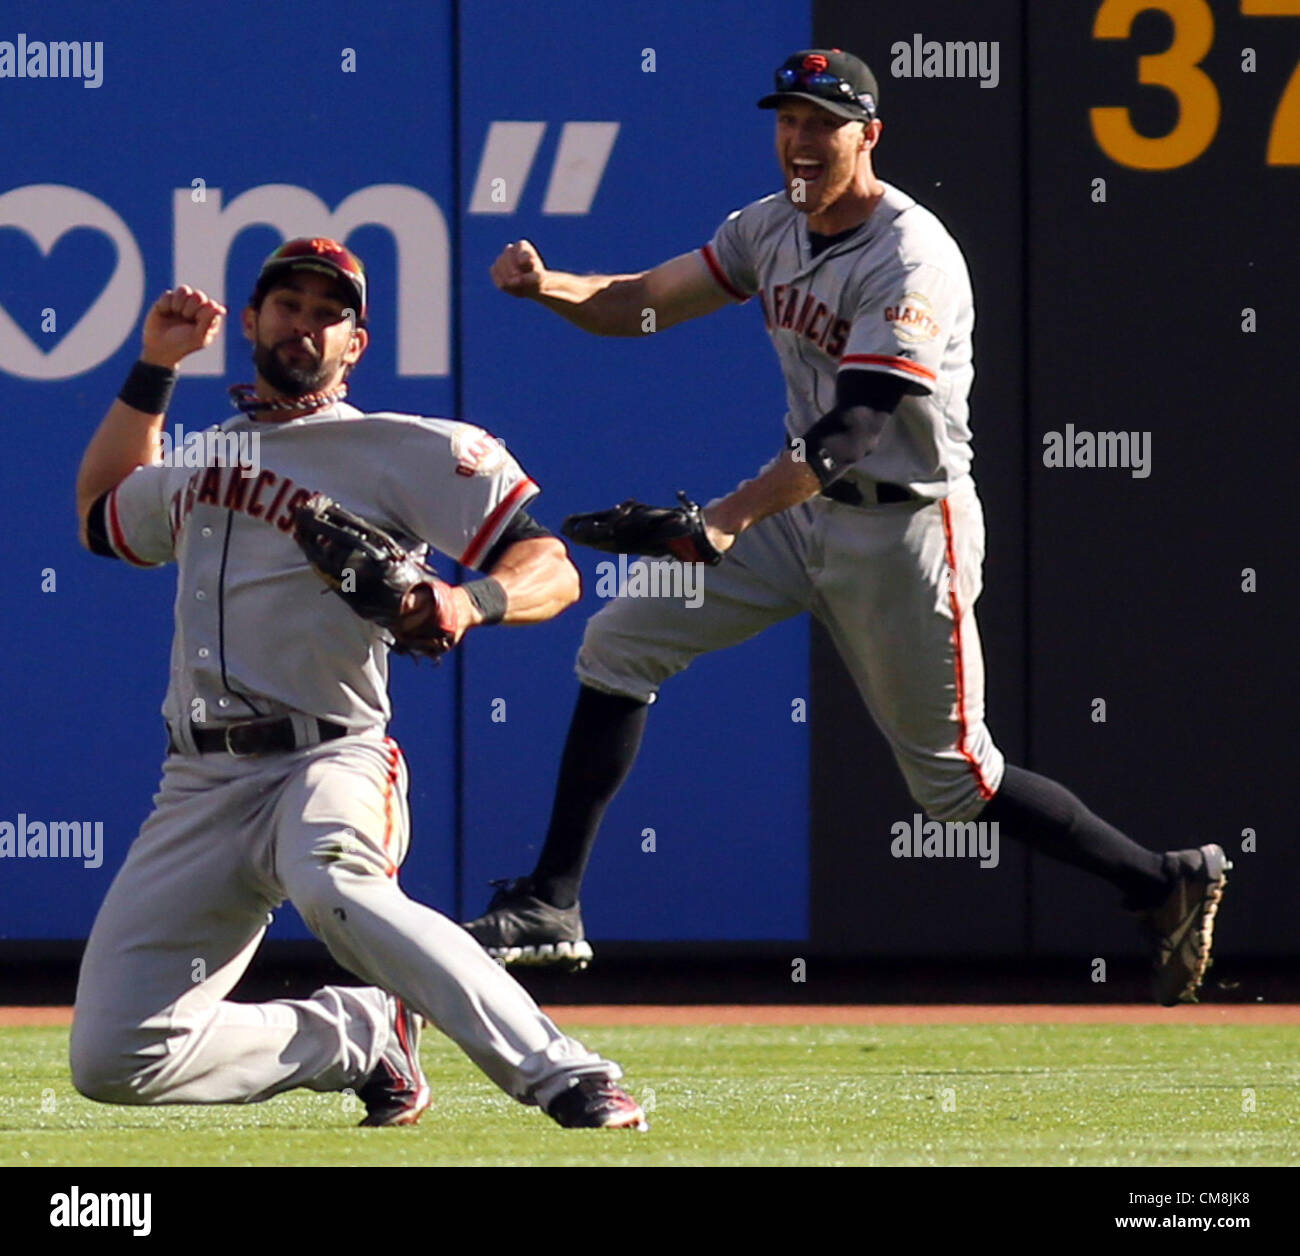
[[836, 368, 909, 412], [85, 493, 117, 559], [799, 370, 909, 487], [477, 507, 554, 572]]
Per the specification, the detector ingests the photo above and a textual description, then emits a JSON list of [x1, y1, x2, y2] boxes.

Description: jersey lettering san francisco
[[101, 403, 538, 732], [701, 182, 976, 495]]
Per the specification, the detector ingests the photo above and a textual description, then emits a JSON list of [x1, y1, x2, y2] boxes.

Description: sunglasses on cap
[[773, 67, 875, 116]]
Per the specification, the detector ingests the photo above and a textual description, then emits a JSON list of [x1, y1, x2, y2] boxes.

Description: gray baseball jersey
[[701, 182, 975, 496], [101, 402, 538, 732]]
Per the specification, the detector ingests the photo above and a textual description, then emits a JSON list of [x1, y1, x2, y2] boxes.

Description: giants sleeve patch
[[450, 425, 508, 477], [883, 293, 943, 344]]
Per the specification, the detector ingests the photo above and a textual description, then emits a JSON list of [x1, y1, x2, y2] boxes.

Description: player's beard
[[253, 337, 338, 398]]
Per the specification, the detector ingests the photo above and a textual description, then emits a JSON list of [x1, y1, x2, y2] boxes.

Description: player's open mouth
[[791, 161, 824, 185]]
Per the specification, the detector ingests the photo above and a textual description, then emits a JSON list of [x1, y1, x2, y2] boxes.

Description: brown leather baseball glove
[[561, 491, 723, 565], [292, 493, 464, 659]]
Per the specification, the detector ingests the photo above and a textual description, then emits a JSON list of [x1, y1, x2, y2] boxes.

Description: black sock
[[530, 685, 650, 909], [980, 764, 1169, 908]]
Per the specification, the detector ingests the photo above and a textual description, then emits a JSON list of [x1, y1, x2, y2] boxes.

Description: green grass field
[[1, 1022, 1296, 1167]]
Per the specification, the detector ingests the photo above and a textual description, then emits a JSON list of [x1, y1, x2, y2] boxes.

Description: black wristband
[[463, 577, 508, 625], [118, 360, 178, 414]]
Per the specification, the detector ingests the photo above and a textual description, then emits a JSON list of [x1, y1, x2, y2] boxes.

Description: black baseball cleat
[[462, 877, 593, 971], [1134, 843, 1231, 1006], [546, 1076, 648, 1130], [357, 997, 431, 1127]]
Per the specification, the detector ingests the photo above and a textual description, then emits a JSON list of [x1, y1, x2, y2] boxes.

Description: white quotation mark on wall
[[469, 122, 619, 215]]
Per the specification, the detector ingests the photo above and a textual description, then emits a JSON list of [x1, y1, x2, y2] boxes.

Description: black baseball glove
[[561, 491, 724, 565], [292, 494, 464, 659]]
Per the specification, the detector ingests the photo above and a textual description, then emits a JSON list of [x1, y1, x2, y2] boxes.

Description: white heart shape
[[0, 184, 143, 380]]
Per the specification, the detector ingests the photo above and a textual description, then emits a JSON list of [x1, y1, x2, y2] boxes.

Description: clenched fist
[[490, 240, 546, 298], [142, 286, 227, 369]]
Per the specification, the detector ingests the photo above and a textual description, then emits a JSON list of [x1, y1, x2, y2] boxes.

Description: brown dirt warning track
[[3, 1004, 1299, 1027], [550, 1005, 1300, 1024]]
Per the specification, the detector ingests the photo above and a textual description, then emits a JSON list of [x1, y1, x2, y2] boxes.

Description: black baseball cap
[[252, 236, 368, 319], [758, 49, 879, 121]]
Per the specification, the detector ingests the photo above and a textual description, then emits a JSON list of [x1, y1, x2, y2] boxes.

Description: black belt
[[168, 717, 350, 757], [820, 480, 913, 507]]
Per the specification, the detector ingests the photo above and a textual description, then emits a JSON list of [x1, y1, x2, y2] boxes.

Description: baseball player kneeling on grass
[[464, 50, 1229, 1006], [70, 237, 646, 1131]]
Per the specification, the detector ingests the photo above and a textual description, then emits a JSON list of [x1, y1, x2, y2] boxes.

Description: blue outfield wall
[[0, 0, 811, 940]]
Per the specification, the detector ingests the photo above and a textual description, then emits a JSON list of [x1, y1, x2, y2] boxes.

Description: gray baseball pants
[[70, 731, 617, 1111], [577, 474, 1005, 823]]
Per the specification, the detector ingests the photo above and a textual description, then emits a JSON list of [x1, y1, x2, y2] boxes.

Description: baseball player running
[[464, 50, 1229, 1005], [70, 237, 646, 1130]]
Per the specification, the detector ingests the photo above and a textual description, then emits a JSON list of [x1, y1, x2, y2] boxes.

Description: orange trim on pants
[[381, 737, 402, 878], [939, 499, 996, 802]]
